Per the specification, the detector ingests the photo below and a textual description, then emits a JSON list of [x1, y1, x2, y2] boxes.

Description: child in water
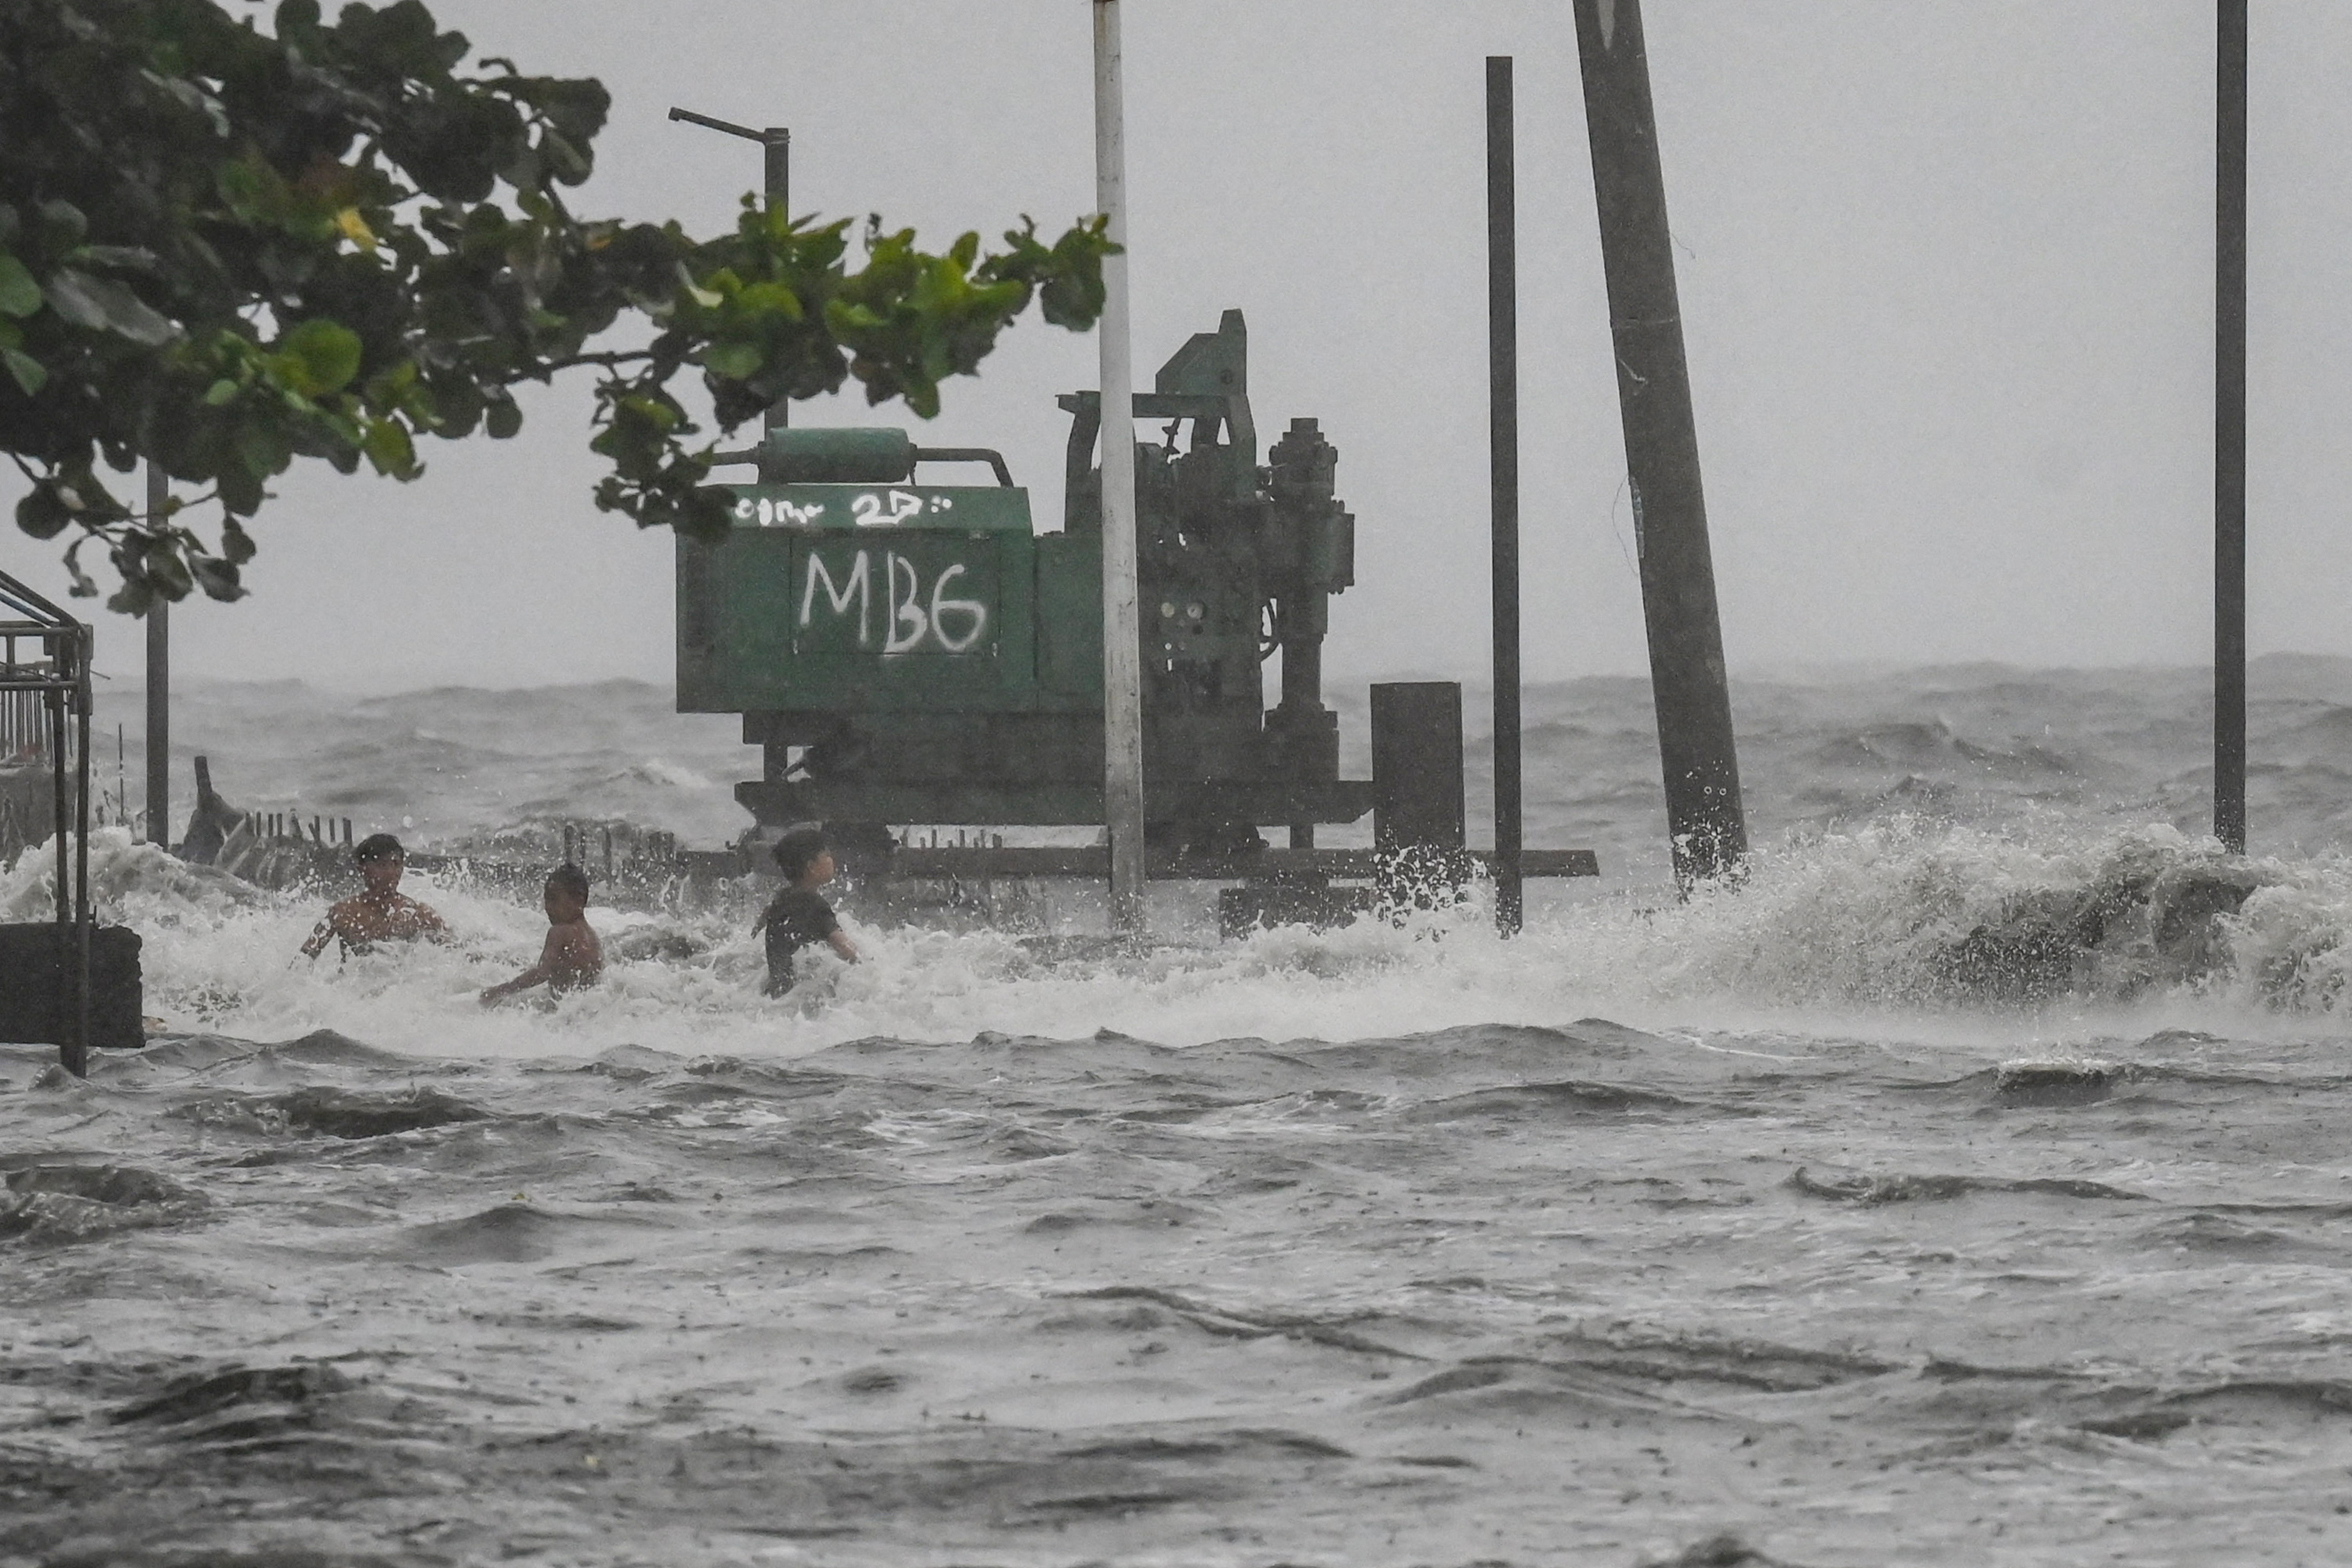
[[301, 833, 448, 958], [754, 826, 858, 996], [480, 864, 604, 1006]]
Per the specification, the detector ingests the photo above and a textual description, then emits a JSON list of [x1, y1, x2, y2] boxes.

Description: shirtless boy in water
[[480, 864, 603, 1006], [301, 833, 448, 958]]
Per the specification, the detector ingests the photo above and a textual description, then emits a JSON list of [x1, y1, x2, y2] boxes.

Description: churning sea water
[[9, 659, 2352, 1566]]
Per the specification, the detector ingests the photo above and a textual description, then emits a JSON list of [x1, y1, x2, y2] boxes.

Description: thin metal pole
[[71, 643, 90, 1078], [1094, 0, 1145, 933], [49, 692, 66, 923], [146, 461, 169, 847], [1572, 0, 1748, 889], [1487, 56, 1523, 935], [2215, 0, 2249, 854], [764, 127, 791, 437]]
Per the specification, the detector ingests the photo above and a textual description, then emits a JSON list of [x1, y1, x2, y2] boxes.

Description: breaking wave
[[9, 815, 2352, 1067]]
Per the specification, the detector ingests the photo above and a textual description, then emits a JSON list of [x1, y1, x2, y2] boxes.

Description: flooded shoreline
[[9, 1012, 2352, 1565]]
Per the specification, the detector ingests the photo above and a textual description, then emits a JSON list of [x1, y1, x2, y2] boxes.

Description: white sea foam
[[15, 815, 2352, 1067]]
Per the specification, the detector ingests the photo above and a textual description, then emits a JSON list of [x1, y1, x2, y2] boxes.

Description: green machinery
[[679, 309, 1598, 910], [678, 310, 1375, 860]]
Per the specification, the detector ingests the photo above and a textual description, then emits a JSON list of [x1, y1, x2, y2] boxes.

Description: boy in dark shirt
[[754, 826, 858, 996]]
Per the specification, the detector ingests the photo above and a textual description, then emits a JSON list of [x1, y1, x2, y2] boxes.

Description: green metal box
[[677, 482, 1088, 715]]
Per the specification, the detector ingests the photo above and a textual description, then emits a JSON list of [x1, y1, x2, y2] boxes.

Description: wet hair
[[354, 833, 405, 864], [771, 826, 829, 881], [546, 863, 590, 902]]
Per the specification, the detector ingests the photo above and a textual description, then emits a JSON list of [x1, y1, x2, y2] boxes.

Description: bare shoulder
[[553, 920, 601, 960]]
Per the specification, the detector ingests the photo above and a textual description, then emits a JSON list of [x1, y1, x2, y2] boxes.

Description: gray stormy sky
[[8, 0, 2351, 692]]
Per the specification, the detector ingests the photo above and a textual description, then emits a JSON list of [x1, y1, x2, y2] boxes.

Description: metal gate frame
[[1, 568, 94, 1076]]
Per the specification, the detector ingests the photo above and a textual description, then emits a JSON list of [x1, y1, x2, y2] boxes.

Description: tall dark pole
[[1571, 0, 1748, 889], [2215, 0, 2249, 854], [144, 461, 168, 847], [763, 126, 790, 437], [1487, 57, 1523, 934]]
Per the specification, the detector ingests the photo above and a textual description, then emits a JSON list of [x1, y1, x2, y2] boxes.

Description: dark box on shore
[[0, 924, 144, 1053]]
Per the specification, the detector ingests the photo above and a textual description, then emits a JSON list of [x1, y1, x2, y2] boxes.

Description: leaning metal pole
[[145, 461, 169, 846], [1571, 0, 1748, 888], [1487, 56, 1524, 935], [1094, 0, 1146, 932], [2215, 0, 2249, 853]]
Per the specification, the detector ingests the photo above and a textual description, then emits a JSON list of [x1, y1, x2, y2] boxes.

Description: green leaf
[[702, 339, 762, 380], [36, 200, 86, 254], [0, 251, 39, 318], [43, 268, 177, 346], [278, 318, 363, 397], [16, 485, 72, 540], [361, 417, 418, 477], [143, 542, 194, 598], [484, 397, 522, 439], [191, 556, 245, 602], [540, 129, 591, 185], [220, 517, 257, 566], [202, 378, 239, 406], [2, 347, 45, 397], [676, 263, 724, 309], [237, 422, 292, 480]]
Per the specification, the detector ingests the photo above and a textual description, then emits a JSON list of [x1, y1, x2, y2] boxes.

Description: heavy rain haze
[[10, 0, 2351, 691]]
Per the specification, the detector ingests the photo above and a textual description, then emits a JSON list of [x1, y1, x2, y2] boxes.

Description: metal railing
[[0, 569, 95, 1076]]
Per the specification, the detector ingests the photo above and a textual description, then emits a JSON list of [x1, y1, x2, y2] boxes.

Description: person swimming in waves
[[300, 833, 449, 959], [753, 826, 858, 997], [480, 864, 604, 1006]]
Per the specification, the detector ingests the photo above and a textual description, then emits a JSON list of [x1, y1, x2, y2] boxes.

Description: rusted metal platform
[[884, 846, 1597, 880]]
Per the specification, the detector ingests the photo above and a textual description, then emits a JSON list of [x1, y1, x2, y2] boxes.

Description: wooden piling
[[1571, 0, 1749, 888]]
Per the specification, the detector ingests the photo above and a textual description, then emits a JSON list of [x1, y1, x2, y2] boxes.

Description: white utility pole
[[1093, 0, 1145, 933]]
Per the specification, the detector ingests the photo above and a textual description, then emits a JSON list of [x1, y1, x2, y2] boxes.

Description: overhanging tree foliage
[[0, 0, 1113, 611]]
